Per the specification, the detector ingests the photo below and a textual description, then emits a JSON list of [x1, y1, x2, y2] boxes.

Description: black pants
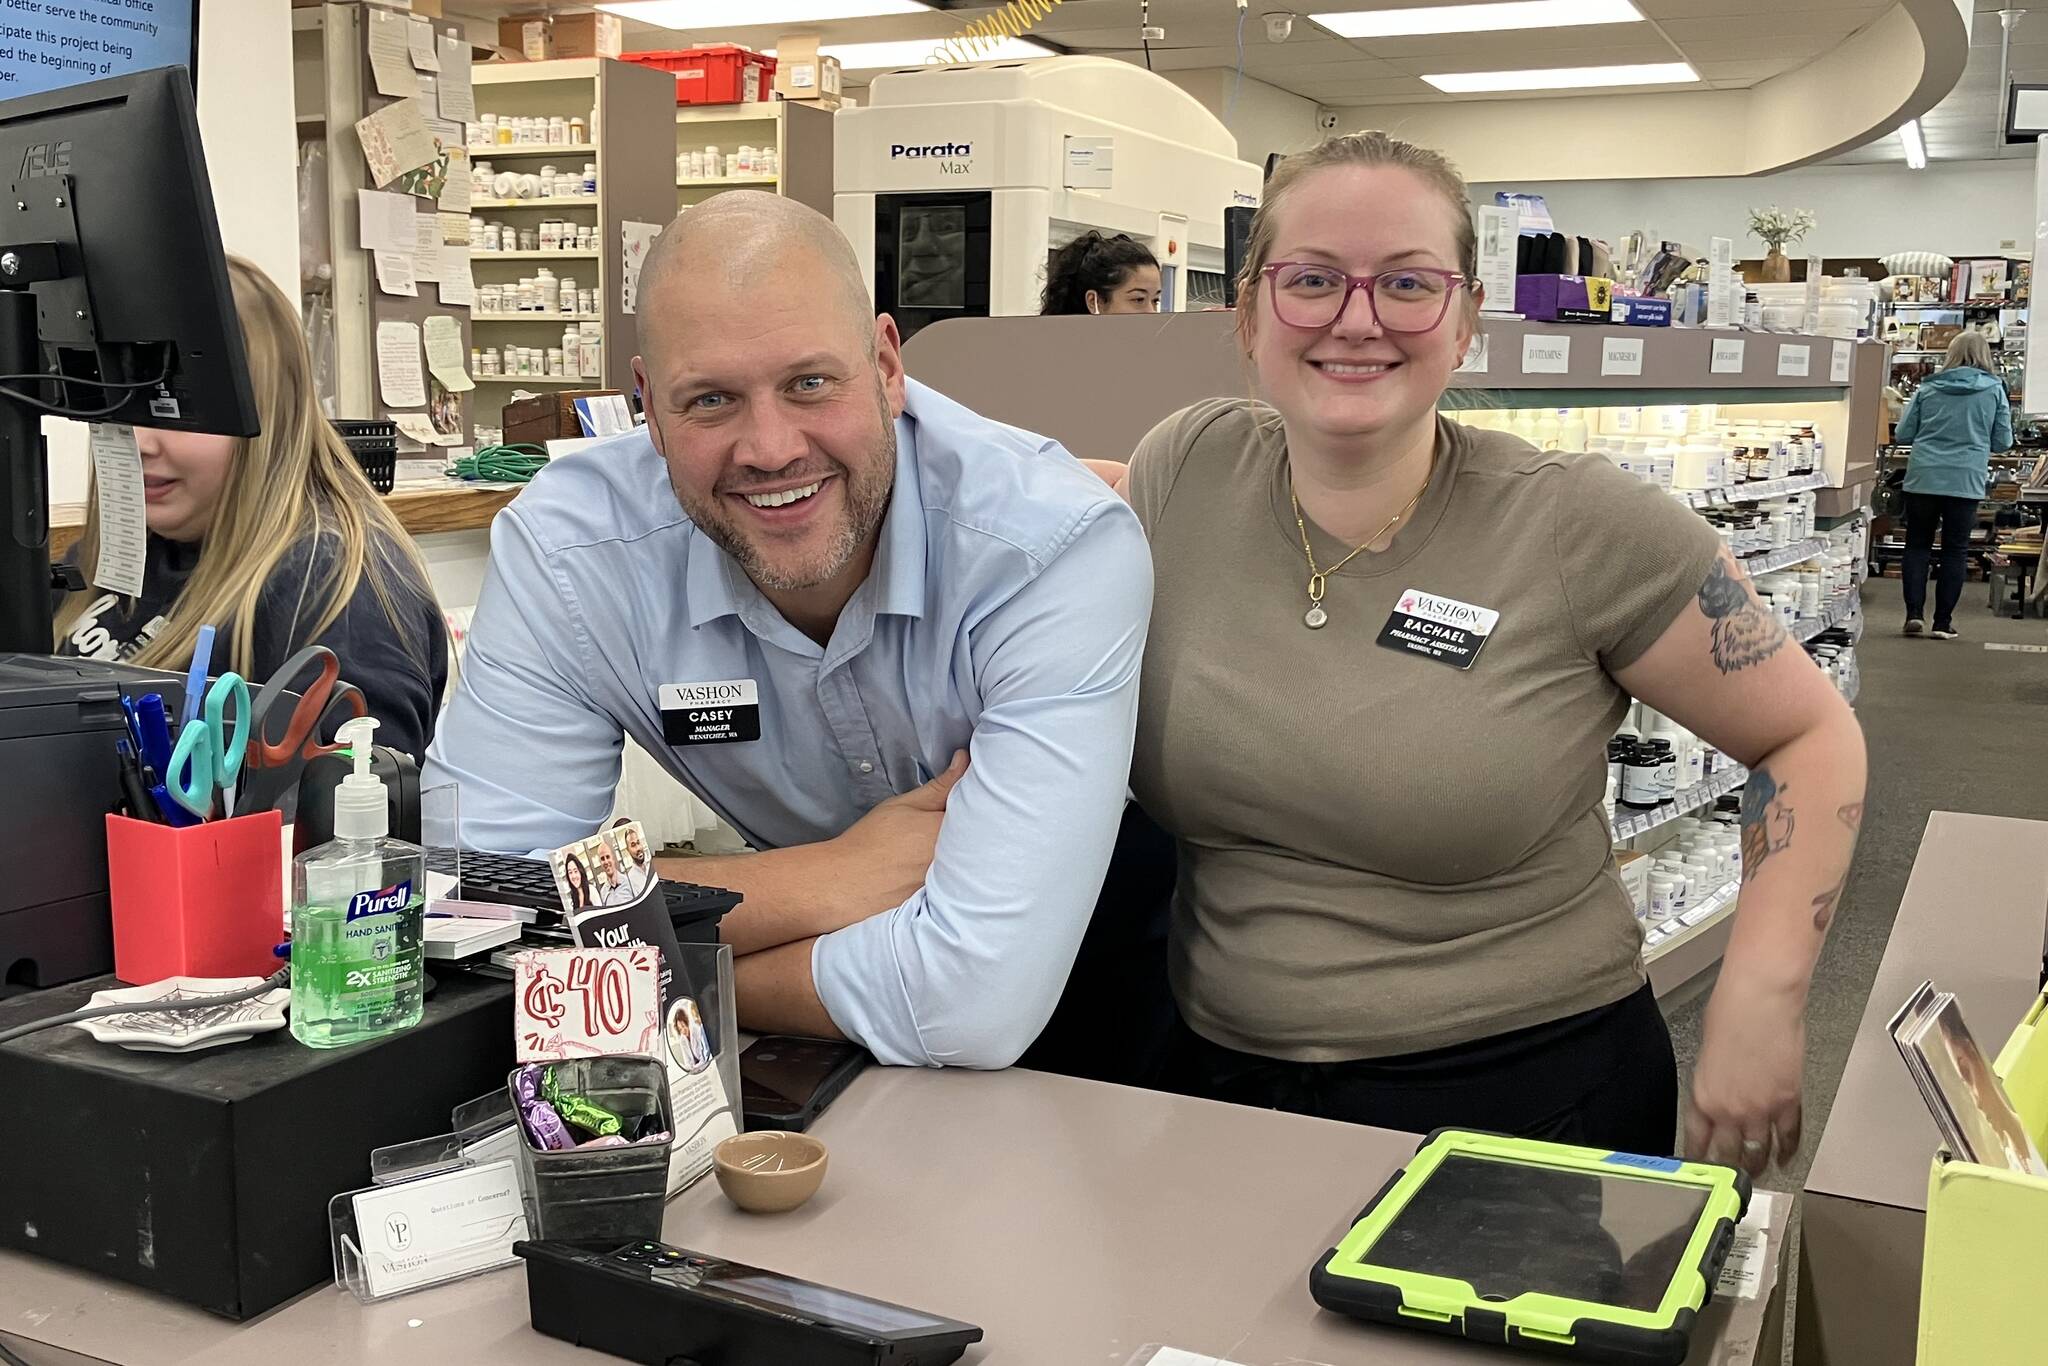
[[1163, 984, 1679, 1157], [1902, 491, 1980, 629]]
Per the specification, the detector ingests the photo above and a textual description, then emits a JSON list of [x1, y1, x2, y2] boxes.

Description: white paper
[[1777, 343, 1811, 378], [356, 189, 416, 254], [377, 321, 428, 407], [621, 220, 664, 315], [87, 423, 147, 597], [665, 1044, 740, 1195], [355, 98, 438, 189], [1710, 338, 1746, 374], [366, 8, 418, 98], [1520, 333, 1570, 375], [1707, 235, 1735, 329], [1455, 334, 1488, 375], [1133, 1351, 1253, 1366], [348, 1160, 526, 1297], [413, 210, 441, 283], [1803, 255, 1824, 334], [438, 247, 475, 307], [1474, 204, 1518, 313], [437, 150, 471, 214], [574, 395, 634, 437], [423, 315, 474, 393], [392, 412, 463, 447], [1714, 1191, 1778, 1301], [1831, 339, 1853, 383], [407, 15, 441, 71], [373, 249, 417, 298], [437, 32, 476, 123], [1600, 335, 1644, 377]]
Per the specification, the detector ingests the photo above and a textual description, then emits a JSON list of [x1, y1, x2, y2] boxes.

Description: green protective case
[[1309, 1129, 1751, 1366]]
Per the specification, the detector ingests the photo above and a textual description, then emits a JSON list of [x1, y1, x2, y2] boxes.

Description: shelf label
[[1600, 336, 1644, 377], [1777, 344, 1811, 378], [1831, 340, 1853, 383], [1521, 333, 1570, 375], [1710, 338, 1745, 374]]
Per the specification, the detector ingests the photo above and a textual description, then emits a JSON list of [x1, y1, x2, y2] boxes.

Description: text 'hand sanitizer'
[[289, 717, 425, 1048]]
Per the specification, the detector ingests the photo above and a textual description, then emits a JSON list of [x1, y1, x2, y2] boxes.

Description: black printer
[[0, 653, 184, 989]]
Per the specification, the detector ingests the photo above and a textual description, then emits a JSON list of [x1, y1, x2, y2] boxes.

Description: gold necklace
[[1289, 449, 1437, 630]]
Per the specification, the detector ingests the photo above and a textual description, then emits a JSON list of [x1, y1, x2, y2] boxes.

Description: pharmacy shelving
[[1644, 878, 1740, 959], [471, 57, 675, 404], [1612, 766, 1750, 842], [1742, 537, 1830, 575], [1795, 594, 1860, 643], [1677, 472, 1829, 509], [672, 98, 834, 217]]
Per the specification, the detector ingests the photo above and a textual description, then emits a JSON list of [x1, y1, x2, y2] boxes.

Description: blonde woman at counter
[[1117, 132, 1867, 1173]]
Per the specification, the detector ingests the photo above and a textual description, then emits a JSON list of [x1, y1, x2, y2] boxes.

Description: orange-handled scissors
[[235, 646, 368, 815]]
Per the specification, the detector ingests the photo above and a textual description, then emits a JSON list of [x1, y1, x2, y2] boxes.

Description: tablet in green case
[[1309, 1129, 1750, 1366]]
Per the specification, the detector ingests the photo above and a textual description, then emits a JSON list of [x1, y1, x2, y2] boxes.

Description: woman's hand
[[1685, 968, 1806, 1175]]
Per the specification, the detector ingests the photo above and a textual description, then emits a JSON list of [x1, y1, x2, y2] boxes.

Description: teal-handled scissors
[[166, 672, 251, 820]]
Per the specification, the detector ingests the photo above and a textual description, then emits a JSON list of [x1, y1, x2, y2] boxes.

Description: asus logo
[[21, 141, 70, 179]]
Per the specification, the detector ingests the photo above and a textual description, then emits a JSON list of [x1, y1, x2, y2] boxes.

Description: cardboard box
[[775, 37, 841, 100], [498, 11, 622, 62], [504, 388, 625, 446], [1615, 849, 1650, 917], [0, 973, 514, 1318]]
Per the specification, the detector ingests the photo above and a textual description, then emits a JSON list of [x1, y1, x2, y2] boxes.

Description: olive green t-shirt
[[1125, 400, 1724, 1061]]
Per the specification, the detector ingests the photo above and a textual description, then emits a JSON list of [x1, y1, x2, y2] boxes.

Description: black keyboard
[[430, 848, 739, 942]]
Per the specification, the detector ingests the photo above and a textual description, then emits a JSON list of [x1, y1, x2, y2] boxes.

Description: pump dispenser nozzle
[[332, 716, 385, 841]]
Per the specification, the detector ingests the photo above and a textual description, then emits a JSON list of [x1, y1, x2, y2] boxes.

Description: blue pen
[[151, 779, 200, 828], [182, 625, 216, 728], [135, 693, 176, 782]]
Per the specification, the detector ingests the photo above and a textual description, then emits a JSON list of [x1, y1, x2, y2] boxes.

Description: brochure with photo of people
[[546, 817, 739, 1196], [1890, 980, 2048, 1176]]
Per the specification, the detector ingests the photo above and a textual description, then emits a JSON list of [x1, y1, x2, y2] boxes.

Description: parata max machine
[[834, 56, 1261, 339]]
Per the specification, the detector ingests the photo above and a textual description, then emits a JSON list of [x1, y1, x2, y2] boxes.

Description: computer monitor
[[2, 1, 200, 101], [0, 65, 256, 654]]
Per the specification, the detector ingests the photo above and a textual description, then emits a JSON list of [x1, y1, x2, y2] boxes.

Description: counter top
[[1, 1064, 1785, 1366], [48, 484, 519, 558]]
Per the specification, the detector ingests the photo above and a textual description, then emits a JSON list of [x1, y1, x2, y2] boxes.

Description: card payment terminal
[[515, 1239, 984, 1366]]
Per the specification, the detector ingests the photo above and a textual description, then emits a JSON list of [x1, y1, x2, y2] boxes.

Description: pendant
[[1304, 604, 1328, 629]]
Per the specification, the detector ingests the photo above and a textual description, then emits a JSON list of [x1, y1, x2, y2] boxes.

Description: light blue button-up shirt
[[424, 380, 1152, 1068]]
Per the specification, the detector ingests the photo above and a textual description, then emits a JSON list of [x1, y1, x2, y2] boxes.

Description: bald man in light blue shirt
[[424, 194, 1151, 1069]]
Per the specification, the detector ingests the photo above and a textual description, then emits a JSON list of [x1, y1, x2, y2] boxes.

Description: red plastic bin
[[622, 46, 777, 106]]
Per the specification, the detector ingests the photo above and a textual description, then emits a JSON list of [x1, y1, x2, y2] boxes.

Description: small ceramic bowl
[[713, 1131, 828, 1213]]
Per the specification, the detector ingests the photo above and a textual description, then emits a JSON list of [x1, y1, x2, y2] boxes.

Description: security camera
[[1263, 12, 1294, 42]]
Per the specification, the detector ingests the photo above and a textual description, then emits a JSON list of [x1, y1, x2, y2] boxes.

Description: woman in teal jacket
[[1895, 331, 2012, 639]]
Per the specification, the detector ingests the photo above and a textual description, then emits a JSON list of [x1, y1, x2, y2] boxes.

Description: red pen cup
[[105, 811, 285, 985]]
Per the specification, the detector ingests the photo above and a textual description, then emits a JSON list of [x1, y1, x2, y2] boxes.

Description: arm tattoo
[[1811, 873, 1848, 932], [1837, 801, 1863, 833], [1739, 767, 1795, 883], [1697, 558, 1789, 674]]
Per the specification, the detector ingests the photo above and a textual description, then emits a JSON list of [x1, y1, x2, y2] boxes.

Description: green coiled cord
[[448, 442, 550, 483]]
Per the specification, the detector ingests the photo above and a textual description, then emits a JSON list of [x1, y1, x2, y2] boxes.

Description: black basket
[[332, 418, 397, 494]]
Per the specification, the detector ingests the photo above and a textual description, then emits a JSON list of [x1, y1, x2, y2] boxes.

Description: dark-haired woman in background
[[1042, 231, 1162, 315]]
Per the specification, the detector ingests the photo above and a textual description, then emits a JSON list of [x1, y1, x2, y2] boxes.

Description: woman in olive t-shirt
[[1118, 133, 1867, 1173]]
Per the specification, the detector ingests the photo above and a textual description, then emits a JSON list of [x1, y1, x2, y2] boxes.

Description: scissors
[[234, 646, 368, 816], [165, 673, 251, 819]]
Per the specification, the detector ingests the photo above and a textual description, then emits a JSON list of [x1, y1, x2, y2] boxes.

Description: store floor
[[1662, 572, 2048, 1358]]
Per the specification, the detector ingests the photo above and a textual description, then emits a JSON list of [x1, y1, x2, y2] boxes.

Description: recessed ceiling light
[[774, 36, 1056, 69], [1313, 0, 1643, 39], [1422, 61, 1698, 92], [1899, 118, 1928, 169], [597, 1, 933, 30]]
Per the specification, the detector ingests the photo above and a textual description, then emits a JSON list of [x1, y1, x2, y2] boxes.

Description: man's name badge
[[660, 679, 761, 745]]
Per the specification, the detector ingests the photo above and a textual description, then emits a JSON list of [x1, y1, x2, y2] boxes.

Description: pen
[[135, 693, 175, 781], [182, 625, 216, 728], [114, 738, 159, 823]]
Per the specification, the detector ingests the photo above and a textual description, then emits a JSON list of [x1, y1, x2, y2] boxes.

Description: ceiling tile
[[1381, 42, 1684, 76]]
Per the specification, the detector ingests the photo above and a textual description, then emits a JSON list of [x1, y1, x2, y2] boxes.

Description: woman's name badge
[[1374, 589, 1499, 670]]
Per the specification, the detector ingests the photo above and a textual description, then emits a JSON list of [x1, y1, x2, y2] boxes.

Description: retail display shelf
[[1612, 766, 1749, 841], [472, 313, 602, 323], [1676, 472, 1828, 509], [471, 143, 598, 158], [677, 175, 778, 187], [675, 101, 780, 123], [1844, 674, 1862, 706], [473, 374, 591, 384], [471, 197, 600, 210], [472, 250, 599, 261], [1794, 594, 1860, 643], [1742, 538, 1829, 574], [1644, 879, 1740, 959]]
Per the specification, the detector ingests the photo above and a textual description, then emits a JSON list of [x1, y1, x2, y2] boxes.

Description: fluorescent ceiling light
[[1899, 118, 1928, 169], [597, 1, 932, 30], [1313, 0, 1643, 39], [1423, 61, 1697, 92], [775, 36, 1056, 69]]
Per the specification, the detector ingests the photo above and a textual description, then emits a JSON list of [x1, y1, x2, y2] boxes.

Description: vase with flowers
[[1748, 206, 1816, 284]]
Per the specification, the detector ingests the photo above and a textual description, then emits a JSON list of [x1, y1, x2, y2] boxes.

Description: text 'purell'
[[346, 879, 413, 922]]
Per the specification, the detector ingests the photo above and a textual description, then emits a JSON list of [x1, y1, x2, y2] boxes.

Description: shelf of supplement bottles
[[1743, 537, 1829, 575], [1613, 766, 1751, 841], [1795, 593, 1860, 644], [1644, 877, 1740, 958], [1677, 472, 1829, 510]]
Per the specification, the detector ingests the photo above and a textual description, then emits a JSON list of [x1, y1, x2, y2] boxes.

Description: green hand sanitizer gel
[[289, 717, 425, 1048]]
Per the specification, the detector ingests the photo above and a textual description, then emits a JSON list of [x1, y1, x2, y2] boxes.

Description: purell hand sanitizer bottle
[[289, 717, 426, 1047]]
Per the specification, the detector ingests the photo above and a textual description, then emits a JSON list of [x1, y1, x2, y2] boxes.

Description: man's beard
[[678, 394, 896, 594]]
